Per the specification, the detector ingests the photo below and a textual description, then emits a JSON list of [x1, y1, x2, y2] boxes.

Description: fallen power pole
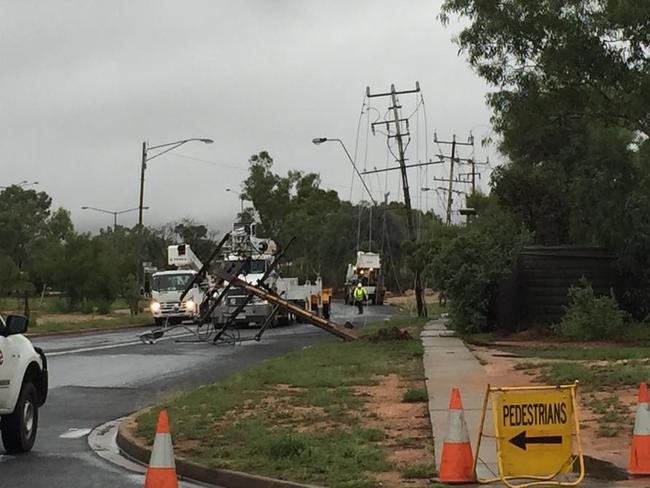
[[366, 82, 427, 318], [216, 269, 357, 341]]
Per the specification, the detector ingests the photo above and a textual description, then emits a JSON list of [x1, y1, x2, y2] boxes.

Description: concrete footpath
[[421, 318, 638, 487], [422, 319, 499, 481]]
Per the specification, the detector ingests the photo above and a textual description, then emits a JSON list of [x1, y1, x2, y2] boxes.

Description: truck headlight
[[150, 301, 161, 313], [185, 299, 196, 312]]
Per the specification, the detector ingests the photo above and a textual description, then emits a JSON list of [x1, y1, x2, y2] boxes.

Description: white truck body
[[0, 314, 48, 453], [345, 251, 384, 305], [149, 244, 206, 325]]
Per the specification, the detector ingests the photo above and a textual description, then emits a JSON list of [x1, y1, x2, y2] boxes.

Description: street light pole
[[137, 137, 214, 228]]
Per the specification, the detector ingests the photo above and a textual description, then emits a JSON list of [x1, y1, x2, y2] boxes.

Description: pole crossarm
[[361, 159, 444, 175], [433, 177, 473, 184], [434, 139, 474, 147], [366, 82, 420, 98]]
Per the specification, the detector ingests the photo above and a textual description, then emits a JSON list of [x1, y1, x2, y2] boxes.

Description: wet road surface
[[0, 302, 394, 487]]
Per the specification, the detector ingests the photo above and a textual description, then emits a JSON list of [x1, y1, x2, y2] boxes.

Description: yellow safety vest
[[354, 287, 366, 301]]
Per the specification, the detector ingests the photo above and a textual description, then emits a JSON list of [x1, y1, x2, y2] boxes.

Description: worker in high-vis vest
[[353, 282, 368, 315]]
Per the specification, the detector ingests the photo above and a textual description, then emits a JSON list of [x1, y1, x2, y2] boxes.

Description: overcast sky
[[0, 1, 496, 234]]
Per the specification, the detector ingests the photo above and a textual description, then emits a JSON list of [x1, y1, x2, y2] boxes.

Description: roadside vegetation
[[0, 296, 152, 333], [134, 308, 440, 488]]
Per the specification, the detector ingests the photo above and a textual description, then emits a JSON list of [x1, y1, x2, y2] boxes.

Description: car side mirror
[[6, 315, 29, 335]]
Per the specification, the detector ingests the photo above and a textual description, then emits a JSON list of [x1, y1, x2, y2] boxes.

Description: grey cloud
[[1, 0, 496, 232]]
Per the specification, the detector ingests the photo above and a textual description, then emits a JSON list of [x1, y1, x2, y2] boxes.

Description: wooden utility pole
[[433, 134, 475, 224], [446, 136, 456, 225], [367, 82, 427, 317]]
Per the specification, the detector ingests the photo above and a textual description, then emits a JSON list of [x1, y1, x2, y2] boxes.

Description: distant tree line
[[0, 161, 441, 314], [0, 185, 217, 313]]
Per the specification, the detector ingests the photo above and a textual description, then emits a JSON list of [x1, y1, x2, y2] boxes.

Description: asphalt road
[[0, 302, 395, 488]]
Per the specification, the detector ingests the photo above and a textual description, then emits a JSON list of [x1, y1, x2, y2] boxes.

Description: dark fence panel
[[492, 246, 615, 330]]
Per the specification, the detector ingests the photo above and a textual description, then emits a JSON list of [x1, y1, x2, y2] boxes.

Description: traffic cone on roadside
[[629, 382, 650, 475], [439, 388, 475, 483], [144, 410, 179, 488]]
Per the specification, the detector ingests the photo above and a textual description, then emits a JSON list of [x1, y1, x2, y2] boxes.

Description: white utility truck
[[0, 314, 48, 453], [345, 251, 384, 305], [149, 244, 207, 326]]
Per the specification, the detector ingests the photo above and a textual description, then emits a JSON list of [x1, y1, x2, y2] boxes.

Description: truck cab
[[149, 244, 207, 326], [345, 251, 384, 305], [149, 270, 203, 325], [0, 314, 48, 453]]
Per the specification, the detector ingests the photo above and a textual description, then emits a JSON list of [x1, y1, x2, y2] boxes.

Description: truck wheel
[[1, 382, 38, 454]]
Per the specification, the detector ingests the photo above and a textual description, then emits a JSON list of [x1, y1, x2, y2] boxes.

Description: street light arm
[[145, 141, 188, 162], [332, 139, 377, 205], [147, 138, 213, 152], [81, 206, 115, 216]]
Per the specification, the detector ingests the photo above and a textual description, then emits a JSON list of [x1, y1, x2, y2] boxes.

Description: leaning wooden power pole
[[366, 82, 427, 317]]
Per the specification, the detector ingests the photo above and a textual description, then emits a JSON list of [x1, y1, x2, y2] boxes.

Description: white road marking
[[60, 428, 92, 439], [0, 454, 11, 463]]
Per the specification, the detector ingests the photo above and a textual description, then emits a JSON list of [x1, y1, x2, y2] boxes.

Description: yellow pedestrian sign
[[475, 383, 584, 487], [497, 389, 573, 477]]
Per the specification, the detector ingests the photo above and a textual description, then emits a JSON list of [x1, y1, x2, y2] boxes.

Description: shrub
[[554, 279, 627, 340], [430, 208, 532, 333]]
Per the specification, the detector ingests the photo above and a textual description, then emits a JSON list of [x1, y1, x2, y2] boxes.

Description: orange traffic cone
[[144, 410, 179, 488], [629, 382, 650, 475], [439, 388, 475, 483]]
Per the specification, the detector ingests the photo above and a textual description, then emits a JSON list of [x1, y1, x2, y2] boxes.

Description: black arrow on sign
[[509, 431, 562, 451]]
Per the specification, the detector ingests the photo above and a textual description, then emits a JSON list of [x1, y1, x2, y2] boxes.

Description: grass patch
[[136, 312, 432, 487], [27, 313, 152, 333], [537, 362, 650, 390], [585, 395, 630, 438], [513, 361, 539, 370], [400, 463, 435, 479], [510, 345, 650, 361], [461, 332, 498, 345], [0, 296, 134, 314], [403, 388, 428, 403]]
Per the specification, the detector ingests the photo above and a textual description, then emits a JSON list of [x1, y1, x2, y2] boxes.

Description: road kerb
[[116, 414, 322, 488]]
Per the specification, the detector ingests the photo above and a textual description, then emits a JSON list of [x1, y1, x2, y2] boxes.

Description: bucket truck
[[149, 244, 207, 325], [345, 251, 385, 305]]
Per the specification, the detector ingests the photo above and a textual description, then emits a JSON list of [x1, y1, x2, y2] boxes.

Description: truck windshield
[[152, 274, 193, 292]]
